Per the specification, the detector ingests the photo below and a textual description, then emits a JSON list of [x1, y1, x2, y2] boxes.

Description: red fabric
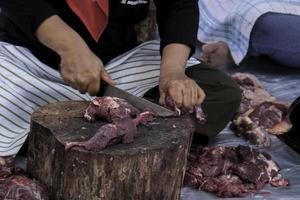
[[66, 0, 109, 42]]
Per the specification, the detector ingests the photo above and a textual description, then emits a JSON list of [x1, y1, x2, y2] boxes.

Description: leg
[[248, 13, 300, 68], [144, 64, 241, 141]]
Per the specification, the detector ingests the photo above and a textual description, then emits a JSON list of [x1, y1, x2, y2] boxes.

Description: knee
[[222, 79, 242, 108], [212, 75, 242, 118], [186, 64, 242, 107]]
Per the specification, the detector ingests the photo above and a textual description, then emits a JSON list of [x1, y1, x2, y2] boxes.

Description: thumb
[[101, 68, 116, 85], [202, 43, 219, 54], [159, 92, 166, 106]]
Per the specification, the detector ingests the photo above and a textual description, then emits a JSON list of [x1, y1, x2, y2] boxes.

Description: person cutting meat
[[0, 0, 241, 156]]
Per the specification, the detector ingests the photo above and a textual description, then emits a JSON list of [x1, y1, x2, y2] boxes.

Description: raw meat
[[0, 156, 49, 200], [165, 96, 207, 124], [84, 96, 139, 122], [0, 156, 14, 178], [66, 97, 156, 151], [184, 145, 288, 198], [0, 175, 49, 200], [65, 119, 136, 151], [231, 73, 292, 146], [66, 94, 205, 152]]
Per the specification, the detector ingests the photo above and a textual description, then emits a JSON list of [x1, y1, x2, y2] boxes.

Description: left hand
[[159, 72, 206, 109]]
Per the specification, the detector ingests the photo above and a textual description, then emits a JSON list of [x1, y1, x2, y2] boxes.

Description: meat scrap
[[66, 97, 156, 151], [0, 156, 14, 178], [184, 145, 289, 198], [165, 96, 207, 124], [0, 156, 49, 200], [231, 73, 292, 147], [84, 96, 139, 122]]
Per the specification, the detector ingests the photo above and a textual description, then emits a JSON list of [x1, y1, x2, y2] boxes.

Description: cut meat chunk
[[231, 73, 292, 146], [84, 97, 139, 122], [0, 175, 49, 200], [66, 97, 156, 152], [184, 145, 288, 198], [0, 156, 49, 200]]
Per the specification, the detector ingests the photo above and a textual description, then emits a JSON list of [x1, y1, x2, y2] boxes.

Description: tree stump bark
[[27, 101, 194, 200]]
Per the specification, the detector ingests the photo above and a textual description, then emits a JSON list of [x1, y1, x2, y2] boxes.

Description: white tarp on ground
[[181, 57, 300, 200]]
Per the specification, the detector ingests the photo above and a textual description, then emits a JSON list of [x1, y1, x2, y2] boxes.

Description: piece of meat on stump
[[65, 119, 137, 151], [84, 96, 140, 122], [66, 97, 156, 151], [67, 95, 206, 152]]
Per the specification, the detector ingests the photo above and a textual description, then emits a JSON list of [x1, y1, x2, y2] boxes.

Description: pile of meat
[[230, 73, 292, 146], [0, 156, 49, 200], [184, 145, 289, 197], [65, 97, 156, 151]]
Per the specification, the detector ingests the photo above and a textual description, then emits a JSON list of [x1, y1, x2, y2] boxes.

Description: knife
[[98, 80, 175, 117]]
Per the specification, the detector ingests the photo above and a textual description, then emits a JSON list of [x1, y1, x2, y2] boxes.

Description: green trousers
[[144, 64, 241, 143]]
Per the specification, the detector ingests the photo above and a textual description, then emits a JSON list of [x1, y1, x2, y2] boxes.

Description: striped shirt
[[198, 0, 300, 64]]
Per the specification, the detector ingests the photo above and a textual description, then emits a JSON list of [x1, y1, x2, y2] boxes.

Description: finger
[[78, 83, 89, 94], [101, 68, 116, 85], [191, 83, 198, 107], [183, 85, 192, 109], [87, 81, 100, 96], [159, 92, 166, 106], [61, 73, 75, 87], [67, 79, 80, 91], [76, 78, 90, 94], [197, 87, 206, 105], [169, 85, 183, 108]]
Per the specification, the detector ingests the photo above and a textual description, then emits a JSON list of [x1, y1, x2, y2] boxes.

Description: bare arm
[[159, 43, 205, 108], [36, 15, 114, 96]]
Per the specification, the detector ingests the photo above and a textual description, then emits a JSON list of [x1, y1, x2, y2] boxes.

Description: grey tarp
[[181, 57, 300, 200]]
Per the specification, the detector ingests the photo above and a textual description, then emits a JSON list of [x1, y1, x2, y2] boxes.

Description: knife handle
[[97, 80, 109, 97]]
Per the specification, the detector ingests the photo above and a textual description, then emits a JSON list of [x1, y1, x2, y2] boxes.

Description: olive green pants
[[144, 64, 241, 143]]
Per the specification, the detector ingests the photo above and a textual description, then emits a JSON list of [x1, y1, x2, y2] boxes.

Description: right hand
[[35, 15, 115, 96], [60, 47, 115, 96]]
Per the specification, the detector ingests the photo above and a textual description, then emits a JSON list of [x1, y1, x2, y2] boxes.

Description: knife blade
[[98, 81, 175, 117]]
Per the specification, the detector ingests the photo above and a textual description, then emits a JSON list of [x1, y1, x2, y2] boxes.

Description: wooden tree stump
[[27, 101, 194, 200]]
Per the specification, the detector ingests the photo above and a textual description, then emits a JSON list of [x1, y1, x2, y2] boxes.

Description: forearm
[[36, 15, 89, 57], [160, 43, 191, 76]]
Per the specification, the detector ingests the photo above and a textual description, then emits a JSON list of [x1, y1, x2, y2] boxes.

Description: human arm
[[159, 44, 205, 109], [153, 0, 205, 108], [36, 15, 115, 95], [0, 0, 114, 96]]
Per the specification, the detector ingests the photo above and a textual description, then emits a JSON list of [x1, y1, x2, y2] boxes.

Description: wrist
[[160, 43, 190, 77], [160, 64, 185, 78], [56, 34, 89, 57]]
